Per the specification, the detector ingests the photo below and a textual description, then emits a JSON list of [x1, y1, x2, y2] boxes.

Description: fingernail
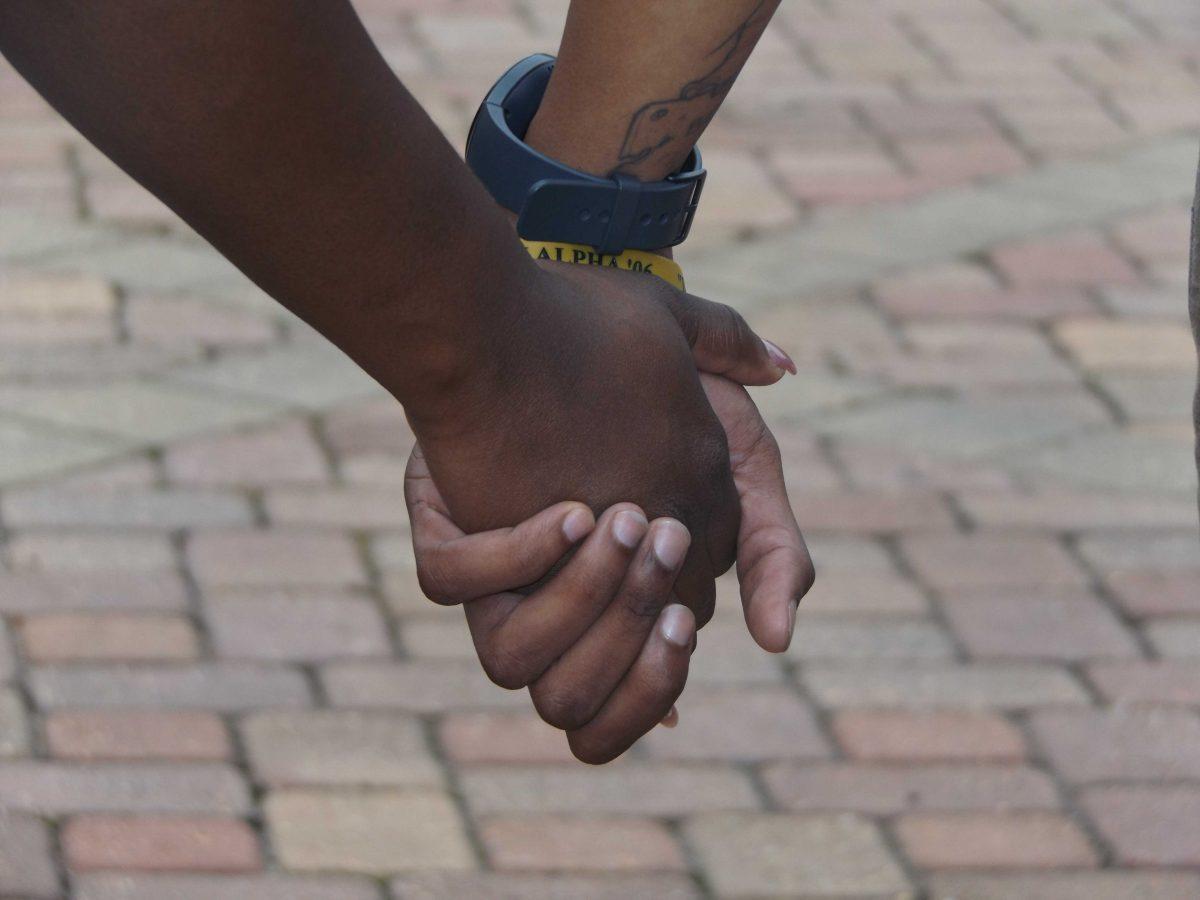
[[659, 604, 693, 648], [562, 507, 593, 543], [612, 509, 648, 549], [652, 521, 690, 570], [762, 338, 797, 375], [660, 705, 679, 728], [780, 597, 799, 651]]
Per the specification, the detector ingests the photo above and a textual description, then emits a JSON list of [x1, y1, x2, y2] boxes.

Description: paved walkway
[[1, 1, 1199, 897]]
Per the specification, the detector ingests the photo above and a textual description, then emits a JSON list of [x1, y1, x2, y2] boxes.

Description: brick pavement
[[1, 0, 1199, 897]]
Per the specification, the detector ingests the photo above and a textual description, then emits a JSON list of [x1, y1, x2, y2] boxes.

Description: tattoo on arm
[[613, 0, 772, 175]]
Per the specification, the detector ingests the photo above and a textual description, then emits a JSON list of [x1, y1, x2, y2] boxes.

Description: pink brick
[[940, 590, 1138, 661], [901, 534, 1086, 590], [439, 713, 577, 764], [45, 712, 230, 762], [641, 688, 830, 761], [165, 421, 328, 486], [832, 710, 1026, 762], [991, 232, 1139, 287], [20, 614, 198, 663], [1082, 786, 1200, 866], [480, 817, 685, 872], [896, 812, 1098, 870], [0, 572, 188, 614], [789, 490, 954, 532], [1086, 661, 1200, 705], [62, 815, 259, 872]]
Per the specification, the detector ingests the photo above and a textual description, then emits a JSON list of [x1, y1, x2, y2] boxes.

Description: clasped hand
[[404, 261, 814, 763]]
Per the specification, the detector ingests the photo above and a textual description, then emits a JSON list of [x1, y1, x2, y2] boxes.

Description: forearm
[[0, 1, 533, 425], [525, 0, 780, 180]]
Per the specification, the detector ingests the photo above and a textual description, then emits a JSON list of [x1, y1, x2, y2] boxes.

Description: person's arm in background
[[509, 0, 813, 649], [527, 0, 780, 182]]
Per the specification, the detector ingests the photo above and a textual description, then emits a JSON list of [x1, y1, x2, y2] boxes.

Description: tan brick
[[1029, 708, 1200, 782], [928, 872, 1200, 900], [0, 762, 248, 814], [46, 711, 230, 761], [241, 710, 440, 787], [1054, 318, 1196, 372], [74, 873, 380, 900], [832, 710, 1026, 763], [764, 763, 1057, 814], [461, 765, 759, 816], [265, 789, 474, 874], [20, 614, 199, 662], [205, 592, 389, 661], [62, 815, 260, 872], [640, 687, 830, 761], [389, 872, 699, 900], [685, 813, 910, 897], [896, 812, 1099, 869], [0, 811, 58, 897], [480, 817, 685, 872], [188, 531, 365, 587]]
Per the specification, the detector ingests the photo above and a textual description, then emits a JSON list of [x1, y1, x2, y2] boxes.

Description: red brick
[[764, 762, 1057, 814], [20, 614, 199, 663], [1082, 786, 1200, 866], [439, 713, 577, 764], [62, 815, 259, 872], [896, 812, 1098, 870], [1029, 708, 1200, 782], [940, 590, 1138, 661], [991, 231, 1140, 287], [479, 817, 685, 872], [831, 710, 1026, 762], [46, 712, 230, 762], [1106, 571, 1200, 617]]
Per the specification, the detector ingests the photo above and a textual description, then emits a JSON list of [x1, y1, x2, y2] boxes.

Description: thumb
[[662, 291, 796, 386]]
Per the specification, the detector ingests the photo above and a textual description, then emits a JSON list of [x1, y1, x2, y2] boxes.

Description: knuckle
[[617, 587, 665, 634], [478, 639, 533, 691], [530, 681, 597, 732], [567, 732, 623, 766], [414, 560, 456, 606]]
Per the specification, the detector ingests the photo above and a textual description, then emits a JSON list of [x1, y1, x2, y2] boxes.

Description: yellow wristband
[[521, 239, 685, 292]]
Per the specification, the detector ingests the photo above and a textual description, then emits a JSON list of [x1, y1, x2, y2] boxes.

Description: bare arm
[[526, 0, 780, 180]]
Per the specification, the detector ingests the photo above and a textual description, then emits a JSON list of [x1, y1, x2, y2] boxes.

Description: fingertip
[[561, 504, 595, 544], [762, 338, 797, 376], [658, 603, 695, 649]]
